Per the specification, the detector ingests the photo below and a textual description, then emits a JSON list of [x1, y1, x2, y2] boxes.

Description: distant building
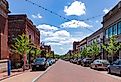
[[87, 28, 104, 59], [79, 37, 87, 52], [0, 0, 10, 59], [73, 41, 81, 56], [40, 44, 51, 57]]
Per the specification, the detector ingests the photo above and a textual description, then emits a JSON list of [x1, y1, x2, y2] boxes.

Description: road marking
[[65, 61, 121, 81], [32, 63, 56, 82], [81, 65, 121, 81]]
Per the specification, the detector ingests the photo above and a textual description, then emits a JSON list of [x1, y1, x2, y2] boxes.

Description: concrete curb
[[0, 72, 23, 81], [0, 69, 31, 81], [32, 63, 56, 82]]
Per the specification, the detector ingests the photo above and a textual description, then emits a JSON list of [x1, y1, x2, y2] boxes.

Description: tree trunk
[[23, 53, 27, 71]]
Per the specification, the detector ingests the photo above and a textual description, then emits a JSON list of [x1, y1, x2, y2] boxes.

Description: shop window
[[118, 22, 121, 35], [105, 29, 108, 38], [108, 26, 112, 37], [112, 24, 117, 35]]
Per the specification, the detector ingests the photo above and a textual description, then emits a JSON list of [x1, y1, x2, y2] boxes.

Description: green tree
[[12, 34, 33, 71], [80, 46, 91, 58], [30, 48, 41, 58], [90, 41, 100, 59], [102, 36, 121, 62]]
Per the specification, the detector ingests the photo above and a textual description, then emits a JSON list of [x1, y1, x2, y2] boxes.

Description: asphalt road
[[36, 60, 121, 82]]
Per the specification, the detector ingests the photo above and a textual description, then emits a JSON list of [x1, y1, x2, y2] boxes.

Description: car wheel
[[82, 63, 85, 67], [32, 68, 35, 71], [120, 71, 121, 76], [45, 64, 48, 69], [95, 65, 97, 70], [108, 68, 111, 74], [90, 66, 92, 69]]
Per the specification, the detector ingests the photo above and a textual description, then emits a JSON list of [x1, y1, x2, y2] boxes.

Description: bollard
[[7, 60, 11, 76]]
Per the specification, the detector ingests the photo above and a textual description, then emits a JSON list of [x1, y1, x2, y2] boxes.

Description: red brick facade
[[0, 0, 10, 59], [8, 14, 40, 61], [8, 14, 40, 48]]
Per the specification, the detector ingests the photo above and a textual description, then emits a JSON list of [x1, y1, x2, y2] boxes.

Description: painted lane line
[[32, 62, 56, 82]]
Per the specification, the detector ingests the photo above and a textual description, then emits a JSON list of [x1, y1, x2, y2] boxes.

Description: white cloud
[[64, 1, 86, 16], [37, 24, 58, 31], [103, 8, 110, 14], [53, 30, 70, 37], [59, 38, 74, 44], [46, 42, 62, 46], [40, 30, 53, 37], [96, 20, 99, 23], [38, 24, 88, 54], [32, 14, 42, 19], [44, 30, 83, 46], [60, 47, 64, 50], [44, 30, 70, 42], [60, 20, 92, 28], [44, 36, 68, 42]]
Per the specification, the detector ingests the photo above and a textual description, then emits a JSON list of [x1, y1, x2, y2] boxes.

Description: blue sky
[[7, 0, 119, 55]]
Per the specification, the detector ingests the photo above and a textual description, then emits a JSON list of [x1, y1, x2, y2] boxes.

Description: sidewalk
[[0, 70, 44, 82], [0, 68, 28, 81], [0, 65, 53, 82]]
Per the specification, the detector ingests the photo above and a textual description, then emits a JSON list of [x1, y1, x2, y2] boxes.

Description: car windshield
[[35, 58, 45, 63], [47, 59, 52, 61], [99, 60, 109, 64]]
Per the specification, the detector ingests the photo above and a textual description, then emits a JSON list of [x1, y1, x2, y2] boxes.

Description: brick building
[[102, 1, 121, 59], [73, 41, 81, 56], [87, 28, 104, 59], [40, 44, 52, 57], [0, 0, 10, 59], [79, 37, 87, 51], [70, 1, 121, 60], [44, 45, 51, 57], [8, 14, 40, 64]]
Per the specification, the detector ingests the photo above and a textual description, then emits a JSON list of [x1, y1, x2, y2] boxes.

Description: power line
[[24, 0, 103, 32], [25, 0, 71, 21]]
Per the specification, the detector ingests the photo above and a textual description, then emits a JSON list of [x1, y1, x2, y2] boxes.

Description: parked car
[[47, 58, 56, 66], [70, 58, 74, 63], [108, 59, 121, 75], [64, 58, 70, 61], [81, 58, 92, 67], [77, 58, 83, 65], [51, 59, 56, 63], [32, 58, 49, 71], [90, 59, 110, 70], [47, 58, 53, 66], [72, 58, 78, 64]]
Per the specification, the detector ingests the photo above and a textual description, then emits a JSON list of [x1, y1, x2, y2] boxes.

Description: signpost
[[7, 60, 11, 76]]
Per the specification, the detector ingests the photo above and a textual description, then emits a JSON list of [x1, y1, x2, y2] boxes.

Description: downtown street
[[1, 60, 121, 82], [1, 0, 121, 82]]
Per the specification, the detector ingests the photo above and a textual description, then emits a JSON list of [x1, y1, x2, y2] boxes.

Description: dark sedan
[[77, 58, 83, 65], [108, 59, 121, 75], [32, 58, 49, 71]]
